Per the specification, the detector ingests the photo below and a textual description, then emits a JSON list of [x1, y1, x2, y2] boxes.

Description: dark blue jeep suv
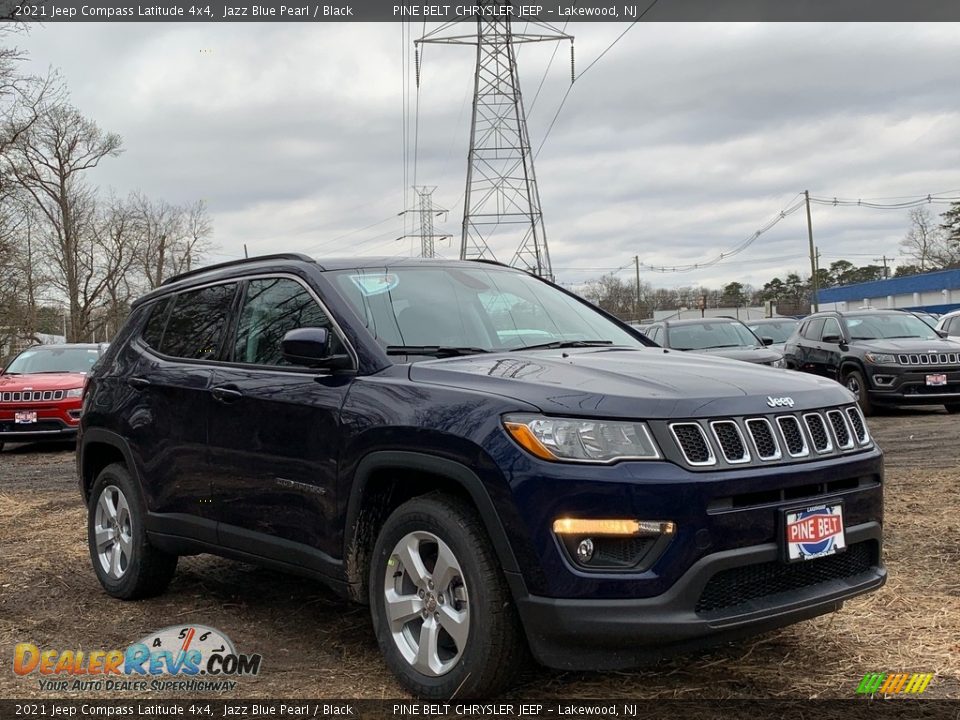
[[78, 254, 885, 697]]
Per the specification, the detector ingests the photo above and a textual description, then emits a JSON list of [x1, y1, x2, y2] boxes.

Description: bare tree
[[132, 193, 214, 289], [4, 103, 123, 341], [900, 207, 954, 271]]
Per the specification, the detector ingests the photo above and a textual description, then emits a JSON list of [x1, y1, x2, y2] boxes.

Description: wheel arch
[[343, 451, 522, 604], [839, 358, 868, 382], [79, 429, 142, 504]]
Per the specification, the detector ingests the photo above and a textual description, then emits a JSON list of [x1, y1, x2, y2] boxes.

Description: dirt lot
[[1, 408, 958, 700]]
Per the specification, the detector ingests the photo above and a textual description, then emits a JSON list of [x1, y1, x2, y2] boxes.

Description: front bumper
[[0, 417, 79, 442], [514, 522, 884, 670], [866, 366, 960, 405]]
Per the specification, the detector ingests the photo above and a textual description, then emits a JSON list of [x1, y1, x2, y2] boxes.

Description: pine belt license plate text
[[784, 503, 845, 562], [926, 373, 948, 386], [15, 411, 38, 424]]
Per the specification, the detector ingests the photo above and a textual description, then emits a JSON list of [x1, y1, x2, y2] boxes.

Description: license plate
[[926, 373, 948, 386], [784, 503, 846, 562], [15, 411, 37, 425]]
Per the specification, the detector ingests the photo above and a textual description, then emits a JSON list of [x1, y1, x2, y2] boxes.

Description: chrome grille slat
[[826, 409, 854, 450], [669, 423, 716, 467], [802, 413, 833, 454], [745, 418, 781, 461], [846, 406, 869, 445], [710, 420, 750, 464], [776, 415, 809, 458]]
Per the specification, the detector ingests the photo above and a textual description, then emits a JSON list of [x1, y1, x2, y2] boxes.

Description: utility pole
[[634, 256, 641, 322], [875, 254, 891, 279], [805, 190, 819, 313], [398, 186, 450, 257], [417, 6, 572, 280]]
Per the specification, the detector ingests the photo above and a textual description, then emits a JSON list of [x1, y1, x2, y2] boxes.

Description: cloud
[[17, 22, 960, 290]]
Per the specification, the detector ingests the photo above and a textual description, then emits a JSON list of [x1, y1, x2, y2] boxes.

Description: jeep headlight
[[865, 352, 898, 365], [65, 387, 83, 398], [503, 414, 661, 463], [771, 357, 787, 369]]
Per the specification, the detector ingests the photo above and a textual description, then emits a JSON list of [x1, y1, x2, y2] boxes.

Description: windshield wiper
[[701, 344, 743, 349], [386, 345, 491, 358], [510, 340, 615, 352]]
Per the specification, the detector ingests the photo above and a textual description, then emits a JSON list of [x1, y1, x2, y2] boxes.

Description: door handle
[[212, 385, 244, 404], [127, 377, 151, 390]]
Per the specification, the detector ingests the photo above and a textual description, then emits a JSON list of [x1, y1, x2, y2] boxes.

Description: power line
[[535, 0, 660, 159]]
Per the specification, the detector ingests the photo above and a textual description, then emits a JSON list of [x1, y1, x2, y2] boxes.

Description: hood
[[0, 372, 87, 392], [851, 337, 960, 354], [408, 347, 851, 419], [686, 346, 782, 364]]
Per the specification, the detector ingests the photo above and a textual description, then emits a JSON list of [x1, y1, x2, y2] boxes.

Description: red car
[[0, 343, 106, 451]]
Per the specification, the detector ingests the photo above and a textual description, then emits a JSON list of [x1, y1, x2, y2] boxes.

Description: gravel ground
[[0, 407, 958, 700]]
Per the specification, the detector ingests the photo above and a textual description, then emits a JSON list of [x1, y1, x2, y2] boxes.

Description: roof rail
[[466, 258, 513, 270], [161, 253, 315, 286]]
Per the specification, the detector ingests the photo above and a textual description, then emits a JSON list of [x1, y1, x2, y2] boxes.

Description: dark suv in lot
[[79, 254, 885, 697], [783, 309, 960, 415]]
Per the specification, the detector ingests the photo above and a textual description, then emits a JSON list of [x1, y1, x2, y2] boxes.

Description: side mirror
[[936, 329, 948, 339], [280, 328, 351, 370], [821, 334, 843, 345], [761, 337, 775, 346]]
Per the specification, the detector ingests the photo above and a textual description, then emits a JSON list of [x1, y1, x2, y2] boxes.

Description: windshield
[[667, 321, 762, 351], [846, 314, 940, 341], [329, 266, 643, 352], [747, 320, 798, 344], [5, 346, 102, 375]]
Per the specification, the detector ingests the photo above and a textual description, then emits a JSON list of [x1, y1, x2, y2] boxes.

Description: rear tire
[[87, 463, 178, 599], [945, 404, 960, 414], [369, 493, 527, 699], [843, 368, 874, 416]]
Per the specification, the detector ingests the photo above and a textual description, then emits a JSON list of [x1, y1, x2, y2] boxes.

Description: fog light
[[576, 538, 595, 562]]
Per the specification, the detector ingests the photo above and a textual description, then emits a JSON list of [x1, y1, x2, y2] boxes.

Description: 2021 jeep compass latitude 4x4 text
[[78, 254, 884, 697]]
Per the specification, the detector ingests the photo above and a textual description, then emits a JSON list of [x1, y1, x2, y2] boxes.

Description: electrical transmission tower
[[398, 186, 450, 258], [417, 5, 572, 280]]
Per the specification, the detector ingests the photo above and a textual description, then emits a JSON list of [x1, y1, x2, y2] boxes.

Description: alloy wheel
[[383, 531, 470, 677], [94, 484, 133, 579]]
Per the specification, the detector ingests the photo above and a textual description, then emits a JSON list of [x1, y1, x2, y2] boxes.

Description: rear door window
[[141, 297, 172, 350], [803, 318, 825, 341], [159, 283, 238, 360]]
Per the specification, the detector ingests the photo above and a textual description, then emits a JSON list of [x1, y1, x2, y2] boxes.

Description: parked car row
[[634, 310, 960, 415]]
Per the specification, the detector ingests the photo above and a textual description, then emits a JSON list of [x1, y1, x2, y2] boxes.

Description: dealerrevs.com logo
[[14, 625, 262, 692]]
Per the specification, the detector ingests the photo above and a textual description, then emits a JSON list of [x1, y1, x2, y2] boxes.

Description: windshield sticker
[[350, 273, 399, 296]]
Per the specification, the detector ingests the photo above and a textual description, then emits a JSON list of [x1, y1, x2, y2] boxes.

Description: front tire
[[369, 494, 526, 699], [87, 463, 178, 599], [843, 368, 874, 416], [946, 404, 960, 414]]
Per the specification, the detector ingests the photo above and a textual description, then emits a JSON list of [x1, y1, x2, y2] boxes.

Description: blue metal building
[[817, 268, 960, 314]]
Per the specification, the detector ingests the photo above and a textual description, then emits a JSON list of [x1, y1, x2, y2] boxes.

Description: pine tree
[[942, 202, 960, 245]]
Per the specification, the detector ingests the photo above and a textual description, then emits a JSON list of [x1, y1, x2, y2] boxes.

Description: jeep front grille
[[661, 405, 871, 470], [898, 352, 959, 366], [0, 390, 65, 403]]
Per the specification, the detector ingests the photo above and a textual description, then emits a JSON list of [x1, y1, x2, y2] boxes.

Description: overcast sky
[[17, 22, 960, 291]]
